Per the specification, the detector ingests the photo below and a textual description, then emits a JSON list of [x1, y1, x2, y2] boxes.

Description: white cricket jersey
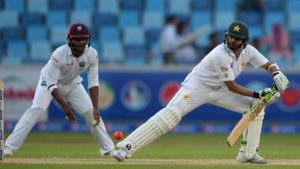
[[182, 43, 269, 89], [40, 44, 99, 93]]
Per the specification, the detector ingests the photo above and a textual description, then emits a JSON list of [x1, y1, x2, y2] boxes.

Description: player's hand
[[258, 88, 273, 98], [272, 71, 289, 93], [268, 91, 281, 105], [64, 106, 76, 123], [92, 109, 100, 127], [255, 88, 280, 104]]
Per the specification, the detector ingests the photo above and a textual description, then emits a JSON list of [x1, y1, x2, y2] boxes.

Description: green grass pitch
[[1, 132, 300, 169]]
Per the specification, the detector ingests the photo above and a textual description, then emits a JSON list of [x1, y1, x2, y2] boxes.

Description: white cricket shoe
[[112, 149, 128, 162], [103, 149, 116, 157], [249, 154, 267, 164], [236, 150, 267, 164], [4, 146, 16, 157]]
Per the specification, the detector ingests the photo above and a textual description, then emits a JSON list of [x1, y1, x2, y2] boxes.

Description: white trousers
[[168, 84, 253, 116], [5, 80, 114, 155]]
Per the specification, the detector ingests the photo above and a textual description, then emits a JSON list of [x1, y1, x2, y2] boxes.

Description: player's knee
[[81, 109, 95, 126], [22, 106, 45, 123], [152, 107, 182, 132]]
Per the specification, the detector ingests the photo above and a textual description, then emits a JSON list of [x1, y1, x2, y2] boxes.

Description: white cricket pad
[[243, 108, 265, 159], [117, 107, 182, 157]]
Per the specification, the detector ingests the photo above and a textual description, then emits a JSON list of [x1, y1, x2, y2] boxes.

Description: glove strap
[[272, 70, 280, 77], [253, 91, 260, 98]]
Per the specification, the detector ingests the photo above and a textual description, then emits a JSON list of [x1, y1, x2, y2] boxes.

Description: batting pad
[[117, 107, 182, 157], [244, 109, 265, 159]]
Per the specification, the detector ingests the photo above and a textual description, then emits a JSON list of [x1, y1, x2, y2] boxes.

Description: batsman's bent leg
[[237, 108, 267, 164], [82, 109, 115, 156], [5, 107, 45, 154], [245, 110, 265, 159], [115, 107, 182, 161]]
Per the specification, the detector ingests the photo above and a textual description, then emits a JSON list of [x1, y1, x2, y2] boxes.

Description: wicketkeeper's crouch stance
[[113, 21, 289, 164]]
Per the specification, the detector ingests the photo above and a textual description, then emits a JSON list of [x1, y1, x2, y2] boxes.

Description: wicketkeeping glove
[[272, 71, 289, 94]]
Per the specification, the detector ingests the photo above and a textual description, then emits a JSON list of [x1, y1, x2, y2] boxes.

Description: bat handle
[[264, 87, 277, 102]]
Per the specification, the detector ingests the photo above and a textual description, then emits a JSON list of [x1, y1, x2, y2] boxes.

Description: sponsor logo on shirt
[[221, 66, 228, 72], [66, 63, 74, 66]]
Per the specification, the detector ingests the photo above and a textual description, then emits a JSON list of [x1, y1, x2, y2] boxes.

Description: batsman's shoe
[[236, 150, 267, 164], [4, 146, 16, 157], [112, 149, 128, 162], [248, 154, 267, 164], [103, 149, 116, 157]]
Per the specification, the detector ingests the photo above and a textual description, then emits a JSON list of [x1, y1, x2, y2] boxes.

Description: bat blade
[[226, 101, 266, 147], [226, 88, 276, 148]]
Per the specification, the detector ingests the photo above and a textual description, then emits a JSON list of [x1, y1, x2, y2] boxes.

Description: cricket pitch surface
[[3, 158, 300, 165]]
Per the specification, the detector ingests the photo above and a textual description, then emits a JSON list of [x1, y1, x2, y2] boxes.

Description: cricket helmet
[[67, 23, 91, 57], [225, 21, 249, 49]]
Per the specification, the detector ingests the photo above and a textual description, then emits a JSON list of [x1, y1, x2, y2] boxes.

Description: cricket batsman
[[113, 21, 289, 163], [4, 23, 116, 157]]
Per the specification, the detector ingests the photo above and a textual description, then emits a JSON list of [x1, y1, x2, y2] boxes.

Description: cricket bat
[[226, 88, 277, 148]]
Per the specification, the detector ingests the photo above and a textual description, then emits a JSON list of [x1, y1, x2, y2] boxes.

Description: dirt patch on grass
[[3, 158, 300, 165]]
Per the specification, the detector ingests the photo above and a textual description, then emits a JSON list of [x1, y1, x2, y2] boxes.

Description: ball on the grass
[[113, 131, 123, 140]]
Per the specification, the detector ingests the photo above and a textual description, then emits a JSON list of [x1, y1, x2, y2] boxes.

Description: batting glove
[[272, 71, 289, 94], [253, 88, 280, 104], [253, 88, 272, 99], [268, 91, 281, 105]]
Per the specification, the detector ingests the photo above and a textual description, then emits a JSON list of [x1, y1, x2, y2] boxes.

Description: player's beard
[[69, 42, 87, 57], [71, 46, 86, 57], [227, 42, 243, 51]]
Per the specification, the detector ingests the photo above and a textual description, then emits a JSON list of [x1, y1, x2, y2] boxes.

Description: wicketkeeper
[[4, 23, 116, 157], [113, 21, 289, 164]]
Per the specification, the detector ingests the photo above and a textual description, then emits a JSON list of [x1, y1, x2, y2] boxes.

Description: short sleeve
[[87, 48, 99, 89], [248, 45, 269, 68]]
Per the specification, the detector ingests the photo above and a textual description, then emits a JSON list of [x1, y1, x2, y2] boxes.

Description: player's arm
[[89, 86, 100, 126], [224, 80, 258, 98], [51, 89, 75, 123], [87, 51, 100, 126], [47, 54, 75, 123]]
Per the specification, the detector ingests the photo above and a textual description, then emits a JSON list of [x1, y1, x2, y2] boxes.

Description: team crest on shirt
[[79, 61, 86, 68], [41, 80, 46, 86], [240, 62, 246, 69], [221, 66, 228, 72]]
